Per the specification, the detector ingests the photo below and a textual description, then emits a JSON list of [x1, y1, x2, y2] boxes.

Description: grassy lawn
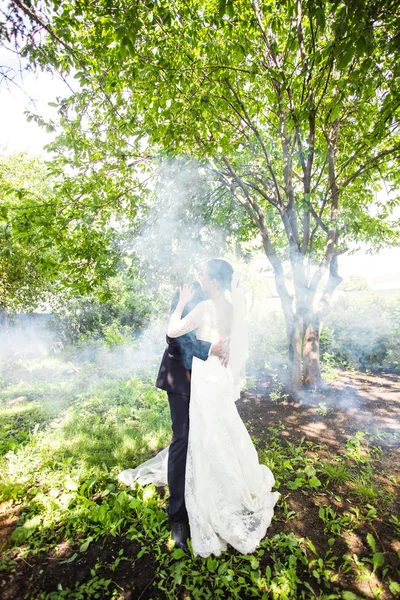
[[0, 351, 399, 599]]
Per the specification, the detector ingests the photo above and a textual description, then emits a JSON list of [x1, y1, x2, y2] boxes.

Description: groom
[[156, 278, 228, 552]]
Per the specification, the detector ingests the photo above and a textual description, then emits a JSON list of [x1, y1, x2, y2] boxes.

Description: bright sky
[[1, 46, 400, 282], [340, 247, 400, 281], [0, 47, 71, 154]]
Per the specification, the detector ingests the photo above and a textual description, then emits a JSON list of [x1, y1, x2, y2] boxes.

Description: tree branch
[[339, 146, 400, 189], [11, 0, 126, 125], [224, 79, 283, 205]]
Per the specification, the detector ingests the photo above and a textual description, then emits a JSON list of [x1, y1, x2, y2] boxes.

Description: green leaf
[[11, 516, 41, 543], [80, 536, 94, 552], [389, 582, 400, 594], [0, 205, 8, 221], [171, 548, 186, 560], [250, 558, 259, 569], [234, 45, 246, 61], [64, 476, 79, 491], [315, 8, 325, 31], [60, 553, 78, 564], [306, 539, 317, 555], [129, 497, 140, 509], [308, 476, 322, 487], [312, 569, 320, 580], [304, 465, 316, 477], [337, 43, 355, 70], [329, 104, 341, 123], [372, 552, 384, 572], [366, 532, 376, 552], [287, 477, 304, 489], [207, 557, 218, 571]]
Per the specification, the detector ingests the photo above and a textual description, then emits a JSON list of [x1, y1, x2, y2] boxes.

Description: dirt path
[[239, 370, 400, 452], [236, 370, 400, 600]]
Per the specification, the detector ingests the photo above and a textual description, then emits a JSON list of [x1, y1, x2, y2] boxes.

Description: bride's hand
[[178, 284, 195, 306], [211, 337, 230, 368]]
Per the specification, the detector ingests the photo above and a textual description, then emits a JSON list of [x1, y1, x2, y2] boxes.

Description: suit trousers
[[167, 391, 190, 523]]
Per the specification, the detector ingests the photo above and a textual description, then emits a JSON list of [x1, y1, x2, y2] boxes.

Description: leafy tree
[[0, 152, 122, 316], [2, 0, 400, 392], [49, 258, 157, 343]]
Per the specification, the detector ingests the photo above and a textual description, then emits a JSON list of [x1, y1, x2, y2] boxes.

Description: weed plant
[[0, 352, 398, 599]]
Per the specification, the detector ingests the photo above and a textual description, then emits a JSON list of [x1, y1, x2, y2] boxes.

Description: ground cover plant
[[0, 347, 399, 600]]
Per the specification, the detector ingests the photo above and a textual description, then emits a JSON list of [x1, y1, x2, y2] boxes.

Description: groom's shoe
[[170, 520, 190, 553]]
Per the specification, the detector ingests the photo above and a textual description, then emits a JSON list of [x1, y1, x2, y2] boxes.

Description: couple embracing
[[119, 259, 280, 558]]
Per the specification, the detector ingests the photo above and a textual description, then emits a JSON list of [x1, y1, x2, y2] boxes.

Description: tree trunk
[[284, 311, 303, 394], [303, 256, 343, 388], [303, 315, 323, 387], [290, 314, 303, 392]]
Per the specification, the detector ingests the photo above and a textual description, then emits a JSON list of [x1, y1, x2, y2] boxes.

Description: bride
[[119, 259, 280, 558]]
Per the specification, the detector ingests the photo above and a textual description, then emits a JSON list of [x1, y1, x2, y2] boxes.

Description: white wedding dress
[[119, 298, 280, 557]]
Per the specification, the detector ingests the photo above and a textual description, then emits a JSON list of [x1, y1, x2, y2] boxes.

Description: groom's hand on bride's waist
[[210, 338, 230, 368]]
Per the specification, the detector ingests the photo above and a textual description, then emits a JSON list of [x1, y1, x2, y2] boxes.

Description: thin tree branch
[[339, 146, 400, 189]]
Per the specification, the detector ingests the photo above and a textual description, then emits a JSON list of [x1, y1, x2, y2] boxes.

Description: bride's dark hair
[[207, 259, 233, 291]]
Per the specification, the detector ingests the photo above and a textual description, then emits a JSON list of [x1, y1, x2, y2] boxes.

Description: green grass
[[0, 351, 399, 599]]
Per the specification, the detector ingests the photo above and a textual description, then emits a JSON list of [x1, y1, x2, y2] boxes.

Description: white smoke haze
[[0, 318, 168, 430], [126, 157, 232, 288], [0, 157, 235, 416], [1, 50, 399, 462], [1, 153, 400, 428], [0, 316, 54, 361]]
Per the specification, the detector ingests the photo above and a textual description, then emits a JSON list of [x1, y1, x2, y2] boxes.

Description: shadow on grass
[[1, 371, 399, 599], [0, 377, 173, 598]]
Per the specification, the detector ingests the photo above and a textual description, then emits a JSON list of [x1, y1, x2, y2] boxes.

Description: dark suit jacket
[[155, 281, 211, 396]]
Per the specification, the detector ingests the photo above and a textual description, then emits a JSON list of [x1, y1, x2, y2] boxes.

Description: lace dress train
[[183, 354, 280, 557]]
